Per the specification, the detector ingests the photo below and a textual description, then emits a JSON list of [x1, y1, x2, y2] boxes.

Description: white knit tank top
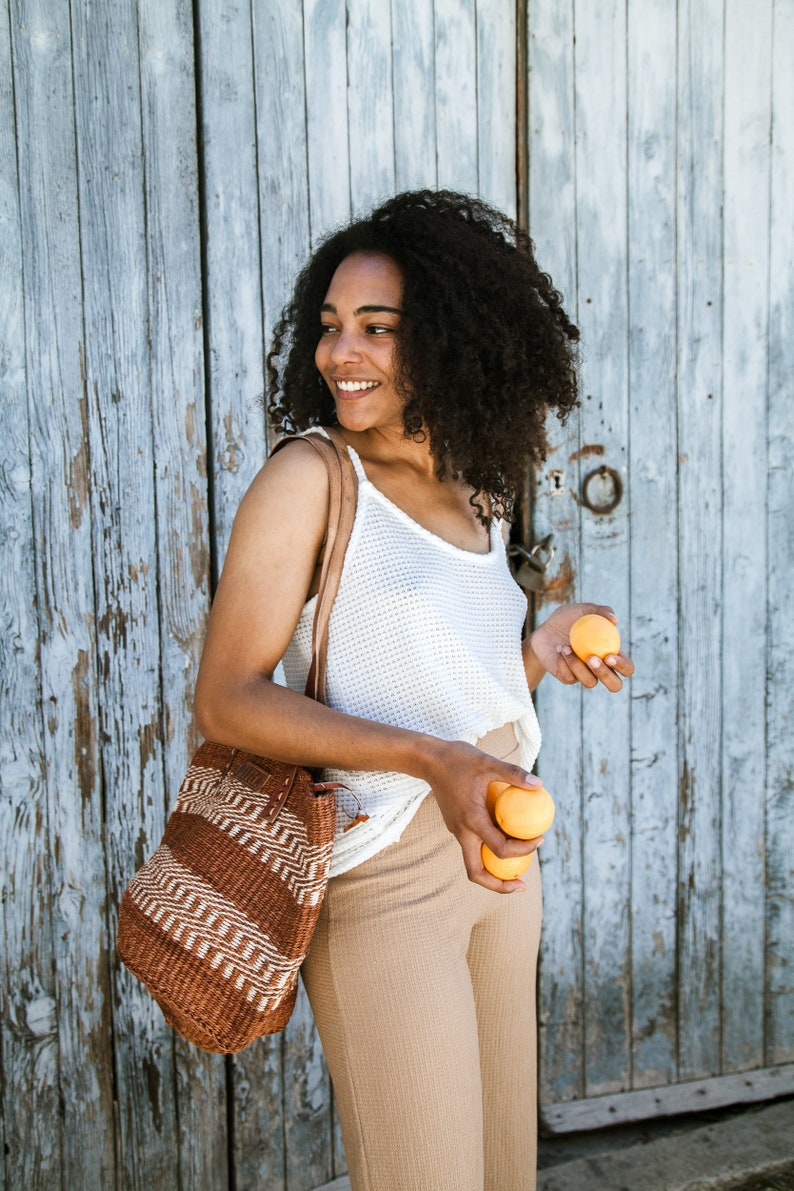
[[280, 439, 541, 876]]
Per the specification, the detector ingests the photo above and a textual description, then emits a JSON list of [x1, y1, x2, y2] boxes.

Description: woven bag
[[117, 429, 357, 1053]]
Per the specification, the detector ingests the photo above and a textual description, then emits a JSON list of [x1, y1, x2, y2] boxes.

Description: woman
[[195, 190, 633, 1190]]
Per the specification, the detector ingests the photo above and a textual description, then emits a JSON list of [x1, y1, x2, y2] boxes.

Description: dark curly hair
[[267, 189, 579, 523]]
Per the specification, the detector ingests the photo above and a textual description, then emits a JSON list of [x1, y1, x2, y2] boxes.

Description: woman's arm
[[194, 441, 542, 892]]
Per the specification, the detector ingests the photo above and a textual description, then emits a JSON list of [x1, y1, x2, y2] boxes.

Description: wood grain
[[573, 0, 632, 1099], [1, 5, 62, 1184], [528, 0, 586, 1107], [626, 0, 679, 1090], [765, 0, 794, 1069], [721, 0, 773, 1076], [676, 0, 725, 1082]]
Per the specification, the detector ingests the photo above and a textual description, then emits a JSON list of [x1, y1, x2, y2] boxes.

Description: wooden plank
[[136, 3, 228, 1184], [625, 0, 679, 1090], [526, 0, 585, 1108], [435, 0, 478, 194], [303, 0, 350, 243], [720, 0, 773, 1076], [198, 0, 268, 565], [676, 0, 725, 1081], [475, 0, 516, 217], [231, 1038, 288, 1191], [10, 2, 117, 1184], [283, 982, 336, 1191], [766, 0, 794, 1069], [571, 0, 632, 1098], [541, 1063, 794, 1134], [347, 0, 395, 214], [67, 0, 179, 1182], [391, 0, 438, 192], [254, 0, 311, 376], [0, 9, 62, 1186]]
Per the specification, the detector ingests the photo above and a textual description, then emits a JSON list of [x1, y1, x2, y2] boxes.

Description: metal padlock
[[507, 535, 556, 594]]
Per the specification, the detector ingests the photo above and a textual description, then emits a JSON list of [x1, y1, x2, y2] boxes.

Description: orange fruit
[[569, 613, 621, 662], [481, 842, 533, 880], [486, 780, 510, 817], [494, 785, 555, 840]]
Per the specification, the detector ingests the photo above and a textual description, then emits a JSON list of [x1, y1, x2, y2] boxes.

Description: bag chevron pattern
[[116, 430, 358, 1053], [117, 743, 337, 1050]]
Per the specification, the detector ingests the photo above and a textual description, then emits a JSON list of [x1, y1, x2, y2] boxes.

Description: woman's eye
[[319, 324, 338, 335], [366, 324, 393, 336]]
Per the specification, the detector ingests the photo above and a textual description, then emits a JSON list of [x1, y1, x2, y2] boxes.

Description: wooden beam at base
[[540, 1064, 794, 1134]]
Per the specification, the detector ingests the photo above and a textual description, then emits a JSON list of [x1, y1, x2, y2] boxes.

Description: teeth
[[337, 380, 378, 392]]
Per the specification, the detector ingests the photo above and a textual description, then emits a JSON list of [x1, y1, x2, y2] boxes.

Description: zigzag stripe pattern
[[173, 782, 333, 906], [126, 846, 300, 1013]]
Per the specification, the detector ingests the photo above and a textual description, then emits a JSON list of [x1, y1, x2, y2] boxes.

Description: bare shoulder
[[235, 437, 330, 529]]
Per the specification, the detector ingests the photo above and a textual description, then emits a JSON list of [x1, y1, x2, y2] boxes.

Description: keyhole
[[549, 470, 565, 496]]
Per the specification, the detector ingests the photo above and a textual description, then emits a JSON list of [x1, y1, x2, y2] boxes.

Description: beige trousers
[[301, 724, 542, 1191]]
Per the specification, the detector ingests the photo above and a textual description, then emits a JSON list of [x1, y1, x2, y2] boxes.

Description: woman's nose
[[329, 327, 362, 364]]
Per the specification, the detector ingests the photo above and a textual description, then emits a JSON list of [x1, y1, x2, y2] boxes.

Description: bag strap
[[269, 426, 358, 705]]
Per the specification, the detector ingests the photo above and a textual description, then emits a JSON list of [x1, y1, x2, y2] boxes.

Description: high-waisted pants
[[301, 724, 543, 1191]]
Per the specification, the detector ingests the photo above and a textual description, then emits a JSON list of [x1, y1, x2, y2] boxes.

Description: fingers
[[459, 829, 537, 894], [558, 644, 634, 691]]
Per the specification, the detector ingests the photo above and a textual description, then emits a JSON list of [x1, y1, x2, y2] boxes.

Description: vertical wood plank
[[475, 0, 516, 217], [676, 0, 725, 1081], [137, 2, 228, 1183], [283, 983, 336, 1191], [435, 0, 478, 193], [766, 0, 794, 1069], [1, 7, 62, 1184], [304, 0, 351, 243], [626, 0, 679, 1090], [721, 0, 773, 1075], [10, 0, 119, 1182], [573, 0, 632, 1099], [526, 0, 585, 1107], [231, 1038, 287, 1191], [254, 0, 311, 365], [68, 0, 180, 1182], [197, 0, 267, 565], [391, 0, 438, 192], [347, 0, 395, 214]]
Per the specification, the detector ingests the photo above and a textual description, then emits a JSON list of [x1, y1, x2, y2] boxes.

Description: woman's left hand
[[527, 603, 635, 692]]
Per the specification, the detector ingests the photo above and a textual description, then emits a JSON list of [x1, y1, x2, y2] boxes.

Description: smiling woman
[[194, 189, 634, 1191]]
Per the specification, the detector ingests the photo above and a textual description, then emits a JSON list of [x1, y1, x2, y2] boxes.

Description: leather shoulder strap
[[269, 427, 357, 704]]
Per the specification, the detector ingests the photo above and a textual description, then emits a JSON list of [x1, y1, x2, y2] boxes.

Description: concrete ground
[[537, 1097, 794, 1191]]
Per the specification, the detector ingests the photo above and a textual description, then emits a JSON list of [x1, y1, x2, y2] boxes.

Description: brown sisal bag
[[117, 429, 357, 1053]]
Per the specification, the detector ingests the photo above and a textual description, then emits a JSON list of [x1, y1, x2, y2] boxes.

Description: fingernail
[[590, 657, 601, 669], [605, 654, 617, 666], [562, 645, 573, 656]]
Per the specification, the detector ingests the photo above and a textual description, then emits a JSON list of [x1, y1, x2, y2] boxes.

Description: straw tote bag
[[117, 429, 358, 1053]]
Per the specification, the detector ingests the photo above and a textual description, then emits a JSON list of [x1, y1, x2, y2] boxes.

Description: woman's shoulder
[[234, 433, 331, 530]]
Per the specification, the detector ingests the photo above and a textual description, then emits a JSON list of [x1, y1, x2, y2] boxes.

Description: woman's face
[[315, 252, 406, 434]]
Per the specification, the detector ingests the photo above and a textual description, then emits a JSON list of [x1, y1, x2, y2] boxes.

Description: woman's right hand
[[418, 738, 544, 894]]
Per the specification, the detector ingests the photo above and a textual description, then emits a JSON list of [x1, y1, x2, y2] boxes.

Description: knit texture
[[281, 442, 541, 875]]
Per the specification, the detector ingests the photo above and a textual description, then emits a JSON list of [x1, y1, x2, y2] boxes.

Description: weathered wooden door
[[2, 2, 517, 1188], [526, 0, 794, 1131], [3, 0, 793, 1187]]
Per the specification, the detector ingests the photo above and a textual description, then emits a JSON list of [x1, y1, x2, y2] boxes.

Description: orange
[[481, 842, 533, 880], [495, 785, 555, 840], [486, 779, 510, 817], [569, 613, 620, 662]]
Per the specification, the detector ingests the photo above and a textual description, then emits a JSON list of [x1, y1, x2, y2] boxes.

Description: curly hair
[[267, 189, 579, 523]]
